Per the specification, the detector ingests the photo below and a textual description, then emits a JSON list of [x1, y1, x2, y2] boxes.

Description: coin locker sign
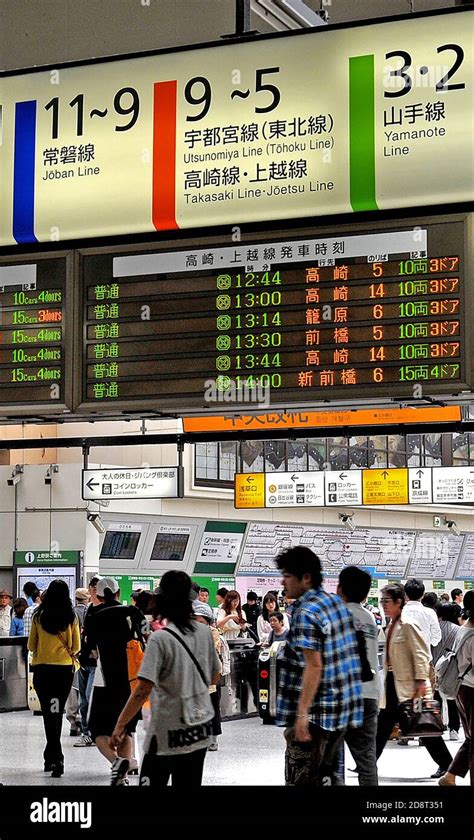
[[0, 8, 472, 245]]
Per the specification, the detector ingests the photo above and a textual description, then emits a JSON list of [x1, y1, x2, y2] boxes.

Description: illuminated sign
[[235, 465, 474, 509], [235, 473, 265, 509], [0, 9, 472, 245], [77, 215, 471, 413], [182, 406, 461, 433], [0, 253, 72, 415], [362, 469, 408, 505], [82, 466, 184, 500]]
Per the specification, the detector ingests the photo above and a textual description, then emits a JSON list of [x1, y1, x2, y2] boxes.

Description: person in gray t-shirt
[[110, 570, 221, 788]]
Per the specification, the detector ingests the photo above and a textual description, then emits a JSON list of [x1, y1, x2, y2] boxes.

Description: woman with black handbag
[[375, 583, 453, 779], [27, 579, 81, 778]]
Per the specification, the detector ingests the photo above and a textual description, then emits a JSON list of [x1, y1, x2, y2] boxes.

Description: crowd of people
[[0, 563, 472, 789]]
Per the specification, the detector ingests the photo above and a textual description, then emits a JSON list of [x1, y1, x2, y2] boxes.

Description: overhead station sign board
[[77, 215, 471, 413], [0, 253, 73, 415], [0, 8, 472, 245], [82, 467, 184, 500], [235, 465, 474, 509]]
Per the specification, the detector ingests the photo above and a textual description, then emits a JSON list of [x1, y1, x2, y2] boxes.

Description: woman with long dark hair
[[216, 589, 248, 639], [28, 579, 80, 777], [110, 571, 221, 788]]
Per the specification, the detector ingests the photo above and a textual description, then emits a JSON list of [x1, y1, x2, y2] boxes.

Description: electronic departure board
[[77, 215, 471, 414], [0, 253, 73, 415]]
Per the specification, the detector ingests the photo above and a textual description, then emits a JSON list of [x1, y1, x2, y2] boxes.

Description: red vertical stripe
[[152, 80, 178, 231]]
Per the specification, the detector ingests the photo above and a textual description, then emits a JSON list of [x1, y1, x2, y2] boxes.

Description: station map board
[[0, 253, 73, 415], [405, 531, 463, 579], [454, 535, 474, 581], [76, 214, 471, 414], [238, 522, 415, 578], [238, 521, 474, 579]]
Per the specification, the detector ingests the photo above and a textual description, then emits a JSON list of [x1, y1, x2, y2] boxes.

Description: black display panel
[[100, 530, 141, 560], [0, 252, 73, 414], [150, 533, 189, 563], [77, 215, 471, 413]]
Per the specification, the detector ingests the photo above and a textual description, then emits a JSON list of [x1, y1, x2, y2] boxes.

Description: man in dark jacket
[[243, 591, 260, 635]]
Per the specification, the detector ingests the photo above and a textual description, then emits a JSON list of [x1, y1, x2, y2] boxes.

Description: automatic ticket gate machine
[[258, 641, 285, 724]]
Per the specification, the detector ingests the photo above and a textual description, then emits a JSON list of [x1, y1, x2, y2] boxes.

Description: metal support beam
[[222, 0, 258, 38], [0, 420, 470, 452]]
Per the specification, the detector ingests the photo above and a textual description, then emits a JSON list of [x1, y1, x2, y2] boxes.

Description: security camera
[[86, 512, 106, 534], [444, 519, 460, 536], [7, 465, 23, 486], [44, 464, 59, 485], [339, 512, 355, 532]]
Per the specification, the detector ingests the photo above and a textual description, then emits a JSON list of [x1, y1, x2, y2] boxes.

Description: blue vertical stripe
[[13, 100, 38, 243]]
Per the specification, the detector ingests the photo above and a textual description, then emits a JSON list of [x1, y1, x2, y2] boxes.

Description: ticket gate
[[0, 637, 28, 712], [220, 637, 259, 720], [258, 642, 285, 723]]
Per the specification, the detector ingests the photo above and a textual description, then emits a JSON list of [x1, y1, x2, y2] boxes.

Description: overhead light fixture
[[251, 0, 327, 30], [339, 512, 355, 532], [44, 464, 59, 485], [7, 464, 23, 487], [444, 518, 460, 536], [86, 512, 106, 534]]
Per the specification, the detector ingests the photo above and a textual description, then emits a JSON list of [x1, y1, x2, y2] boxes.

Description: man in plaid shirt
[[276, 547, 363, 785]]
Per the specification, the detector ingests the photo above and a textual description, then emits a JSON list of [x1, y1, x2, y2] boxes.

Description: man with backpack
[[437, 589, 474, 787], [83, 577, 147, 784], [337, 566, 379, 786]]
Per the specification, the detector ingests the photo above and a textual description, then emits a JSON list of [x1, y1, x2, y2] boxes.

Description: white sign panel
[[432, 467, 474, 503], [265, 472, 325, 507], [406, 531, 463, 579], [82, 467, 183, 500], [408, 468, 433, 504], [324, 471, 362, 506], [238, 521, 414, 577]]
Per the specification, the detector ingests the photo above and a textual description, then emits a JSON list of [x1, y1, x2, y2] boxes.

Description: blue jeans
[[345, 697, 379, 785], [78, 666, 95, 736]]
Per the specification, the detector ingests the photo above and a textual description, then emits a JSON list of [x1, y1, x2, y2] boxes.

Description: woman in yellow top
[[28, 579, 80, 777]]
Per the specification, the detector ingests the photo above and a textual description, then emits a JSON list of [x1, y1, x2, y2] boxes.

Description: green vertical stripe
[[349, 55, 378, 211]]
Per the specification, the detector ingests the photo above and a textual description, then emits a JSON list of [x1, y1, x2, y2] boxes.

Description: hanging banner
[[0, 8, 472, 245]]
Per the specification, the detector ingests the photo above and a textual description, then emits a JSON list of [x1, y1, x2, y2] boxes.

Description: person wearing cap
[[65, 587, 92, 737], [83, 576, 148, 785], [0, 589, 12, 637], [74, 576, 101, 748], [193, 600, 223, 751]]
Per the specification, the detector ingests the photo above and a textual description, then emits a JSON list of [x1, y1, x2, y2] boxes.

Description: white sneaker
[[73, 735, 95, 747], [449, 730, 459, 741]]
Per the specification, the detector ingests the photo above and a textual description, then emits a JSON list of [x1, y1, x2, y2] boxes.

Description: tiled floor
[[0, 710, 467, 787]]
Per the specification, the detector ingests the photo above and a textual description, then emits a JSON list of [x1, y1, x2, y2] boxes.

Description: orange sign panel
[[184, 406, 460, 434], [234, 474, 265, 509], [362, 469, 409, 505]]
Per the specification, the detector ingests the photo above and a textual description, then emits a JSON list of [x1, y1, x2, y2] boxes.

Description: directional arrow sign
[[362, 468, 408, 505], [82, 467, 183, 500], [325, 470, 362, 506], [432, 466, 474, 503], [234, 473, 265, 509], [265, 472, 325, 508], [408, 467, 433, 504]]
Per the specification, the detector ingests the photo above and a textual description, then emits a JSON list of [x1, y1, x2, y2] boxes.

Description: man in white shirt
[[403, 578, 441, 650], [0, 589, 12, 637]]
